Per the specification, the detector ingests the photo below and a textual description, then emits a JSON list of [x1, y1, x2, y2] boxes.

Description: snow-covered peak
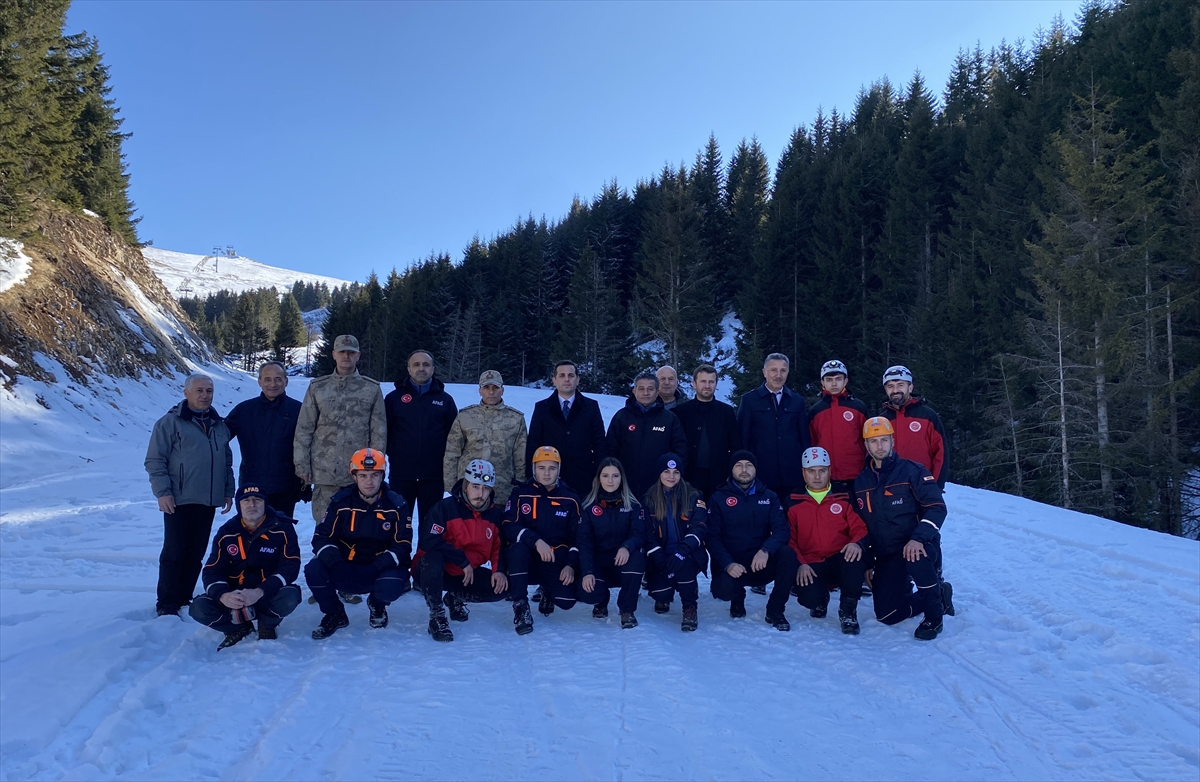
[[143, 247, 353, 299]]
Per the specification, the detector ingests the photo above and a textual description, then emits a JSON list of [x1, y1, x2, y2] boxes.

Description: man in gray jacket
[[145, 374, 236, 616]]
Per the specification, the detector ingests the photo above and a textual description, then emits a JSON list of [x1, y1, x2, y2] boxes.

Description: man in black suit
[[525, 361, 607, 495]]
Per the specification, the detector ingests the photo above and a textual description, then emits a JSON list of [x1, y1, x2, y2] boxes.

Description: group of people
[[145, 336, 954, 649]]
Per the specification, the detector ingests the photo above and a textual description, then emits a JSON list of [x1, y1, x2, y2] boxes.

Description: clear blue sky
[[67, 0, 1081, 283]]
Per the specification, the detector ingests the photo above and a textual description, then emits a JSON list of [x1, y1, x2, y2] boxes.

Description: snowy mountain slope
[[1, 368, 1197, 780], [142, 247, 352, 299]]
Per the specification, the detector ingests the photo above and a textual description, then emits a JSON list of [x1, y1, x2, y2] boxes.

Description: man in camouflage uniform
[[293, 334, 388, 522], [443, 370, 528, 498]]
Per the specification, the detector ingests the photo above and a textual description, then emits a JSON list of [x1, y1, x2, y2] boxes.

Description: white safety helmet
[[464, 459, 496, 488], [882, 365, 913, 385], [801, 447, 831, 468], [820, 360, 848, 378]]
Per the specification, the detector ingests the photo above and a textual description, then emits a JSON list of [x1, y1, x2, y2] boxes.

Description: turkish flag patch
[[401, 394, 413, 404], [726, 496, 738, 507], [430, 524, 444, 534], [592, 505, 603, 516], [226, 544, 239, 555]]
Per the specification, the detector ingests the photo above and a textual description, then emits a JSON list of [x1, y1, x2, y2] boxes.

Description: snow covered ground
[[1, 363, 1198, 780], [0, 240, 32, 295], [142, 247, 351, 299]]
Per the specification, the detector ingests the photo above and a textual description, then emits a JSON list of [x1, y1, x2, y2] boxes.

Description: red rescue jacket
[[413, 487, 502, 576], [880, 395, 948, 488], [786, 490, 868, 565], [807, 390, 868, 482]]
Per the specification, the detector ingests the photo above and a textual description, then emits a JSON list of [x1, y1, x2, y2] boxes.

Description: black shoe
[[368, 600, 388, 629], [538, 591, 555, 616], [621, 612, 638, 629], [914, 619, 943, 641], [730, 598, 747, 619], [941, 581, 955, 617], [592, 604, 609, 619], [654, 601, 670, 614], [307, 595, 318, 605], [444, 593, 469, 622], [749, 584, 766, 595], [257, 623, 278, 641], [765, 612, 790, 631], [428, 614, 454, 642], [532, 587, 543, 602], [513, 598, 534, 635], [218, 623, 254, 650], [340, 591, 363, 604], [681, 606, 698, 632], [312, 611, 349, 640], [810, 603, 828, 619], [156, 605, 180, 617], [838, 599, 860, 635]]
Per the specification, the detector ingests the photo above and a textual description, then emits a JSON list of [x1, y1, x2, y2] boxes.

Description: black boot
[[218, 622, 254, 650], [730, 595, 747, 619], [444, 592, 469, 622], [749, 584, 766, 595], [368, 599, 388, 629], [940, 581, 956, 617], [257, 622, 278, 641], [513, 598, 534, 635], [810, 602, 828, 619], [592, 603, 609, 619], [620, 612, 638, 629], [765, 611, 790, 632], [311, 609, 349, 640], [838, 596, 860, 635], [538, 590, 555, 616], [427, 598, 453, 642], [681, 606, 698, 632], [654, 600, 670, 614], [914, 619, 943, 641]]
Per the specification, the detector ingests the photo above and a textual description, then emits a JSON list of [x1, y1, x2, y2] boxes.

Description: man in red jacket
[[807, 360, 869, 496], [879, 365, 949, 489], [787, 447, 869, 635], [413, 459, 509, 642]]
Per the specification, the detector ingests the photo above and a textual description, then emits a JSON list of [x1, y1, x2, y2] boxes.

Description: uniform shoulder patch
[[923, 475, 936, 481], [430, 524, 444, 534]]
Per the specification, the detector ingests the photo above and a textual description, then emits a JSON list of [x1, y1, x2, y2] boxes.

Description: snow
[[143, 247, 352, 299], [0, 239, 33, 294], [82, 209, 100, 219], [2, 367, 1199, 780]]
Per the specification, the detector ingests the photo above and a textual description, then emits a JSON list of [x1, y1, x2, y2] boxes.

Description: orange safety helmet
[[862, 416, 895, 439], [530, 446, 562, 464], [350, 447, 387, 472]]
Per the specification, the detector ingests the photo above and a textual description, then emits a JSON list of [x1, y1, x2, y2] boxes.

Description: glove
[[317, 546, 342, 570]]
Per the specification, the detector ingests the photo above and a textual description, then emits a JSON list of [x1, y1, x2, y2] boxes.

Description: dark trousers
[[267, 491, 299, 520], [417, 552, 507, 603], [304, 558, 409, 615], [688, 468, 721, 502], [395, 478, 444, 524], [870, 544, 943, 625], [646, 552, 700, 609], [189, 584, 302, 634], [711, 547, 800, 614], [794, 553, 867, 609], [157, 504, 217, 612], [506, 543, 576, 610], [576, 550, 646, 614]]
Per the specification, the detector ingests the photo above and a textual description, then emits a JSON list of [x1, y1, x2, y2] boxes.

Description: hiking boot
[[444, 592, 469, 622], [340, 591, 362, 604], [257, 623, 278, 641], [155, 605, 180, 617], [592, 603, 609, 619], [307, 595, 318, 605], [765, 611, 790, 632], [810, 603, 828, 619], [538, 591, 555, 616], [838, 597, 860, 635], [749, 584, 766, 595], [940, 581, 956, 617], [621, 612, 638, 629], [368, 600, 388, 629], [681, 606, 698, 632], [217, 623, 254, 650], [428, 613, 454, 642], [730, 597, 747, 619], [654, 600, 670, 614], [914, 619, 943, 641], [312, 610, 349, 640], [513, 598, 534, 635]]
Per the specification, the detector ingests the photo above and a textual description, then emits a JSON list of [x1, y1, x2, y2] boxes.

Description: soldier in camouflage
[[293, 335, 388, 522], [443, 370, 528, 497]]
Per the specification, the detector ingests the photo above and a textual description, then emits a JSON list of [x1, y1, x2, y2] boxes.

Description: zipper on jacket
[[348, 544, 357, 561]]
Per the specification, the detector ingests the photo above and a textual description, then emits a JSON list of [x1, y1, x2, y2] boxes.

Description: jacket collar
[[883, 394, 924, 412], [174, 400, 224, 422]]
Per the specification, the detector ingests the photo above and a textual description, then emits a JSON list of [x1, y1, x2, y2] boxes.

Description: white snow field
[[142, 247, 351, 299], [2, 364, 1198, 781]]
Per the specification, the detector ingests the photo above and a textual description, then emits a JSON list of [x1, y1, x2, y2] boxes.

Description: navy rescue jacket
[[502, 478, 582, 570], [736, 384, 811, 493], [644, 488, 709, 571], [384, 376, 458, 482], [201, 508, 301, 601], [605, 399, 689, 499], [705, 478, 789, 571], [312, 483, 413, 570], [526, 391, 607, 496], [852, 452, 947, 557], [225, 391, 303, 496], [577, 497, 646, 576]]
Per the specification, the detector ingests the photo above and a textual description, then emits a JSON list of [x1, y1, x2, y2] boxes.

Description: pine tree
[[274, 292, 306, 365]]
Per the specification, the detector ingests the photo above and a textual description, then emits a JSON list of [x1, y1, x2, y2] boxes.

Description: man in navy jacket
[[606, 370, 689, 500], [525, 360, 607, 494], [736, 353, 810, 500], [854, 416, 954, 641], [706, 450, 798, 630], [384, 350, 458, 523], [226, 361, 304, 518]]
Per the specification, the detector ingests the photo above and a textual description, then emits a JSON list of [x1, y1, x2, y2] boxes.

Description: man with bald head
[[145, 373, 236, 617], [385, 349, 458, 523], [656, 366, 686, 410]]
